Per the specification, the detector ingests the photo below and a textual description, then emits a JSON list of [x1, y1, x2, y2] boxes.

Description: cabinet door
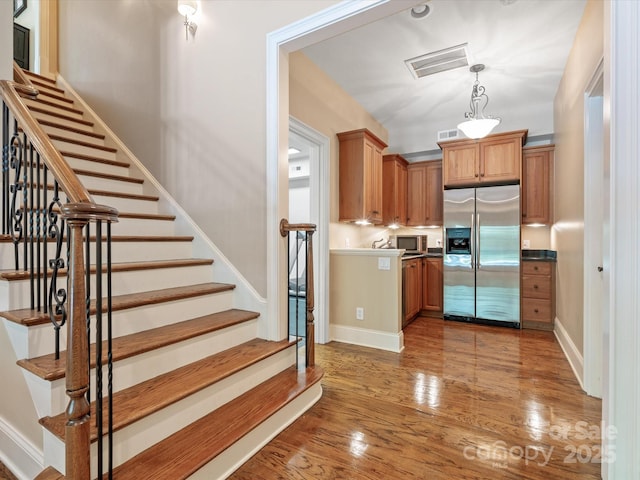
[[383, 155, 408, 226], [479, 138, 521, 184], [443, 144, 479, 187], [425, 161, 443, 225], [522, 147, 553, 224], [403, 259, 421, 325], [363, 141, 383, 223], [406, 164, 427, 226], [422, 257, 443, 312]]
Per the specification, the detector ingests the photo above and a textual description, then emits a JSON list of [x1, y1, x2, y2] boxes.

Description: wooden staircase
[[0, 69, 322, 479]]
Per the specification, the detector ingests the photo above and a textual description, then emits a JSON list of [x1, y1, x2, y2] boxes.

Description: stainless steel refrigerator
[[443, 185, 520, 327]]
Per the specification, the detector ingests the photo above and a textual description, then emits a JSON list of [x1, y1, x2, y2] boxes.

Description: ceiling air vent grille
[[405, 43, 469, 79], [437, 129, 460, 142]]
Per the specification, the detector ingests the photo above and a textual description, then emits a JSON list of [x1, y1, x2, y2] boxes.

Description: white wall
[[57, 0, 339, 298]]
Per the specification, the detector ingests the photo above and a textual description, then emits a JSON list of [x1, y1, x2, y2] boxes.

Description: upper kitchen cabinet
[[439, 130, 528, 188], [406, 160, 443, 227], [382, 154, 408, 227], [522, 145, 554, 225], [338, 129, 388, 224]]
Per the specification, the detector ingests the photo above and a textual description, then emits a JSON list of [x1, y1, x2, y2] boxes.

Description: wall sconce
[[178, 0, 198, 40]]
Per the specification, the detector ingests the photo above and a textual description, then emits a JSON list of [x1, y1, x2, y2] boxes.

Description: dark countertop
[[402, 248, 443, 261], [522, 249, 557, 262]]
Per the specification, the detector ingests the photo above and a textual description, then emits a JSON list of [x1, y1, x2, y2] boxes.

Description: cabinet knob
[[475, 173, 479, 177], [533, 285, 539, 289], [480, 173, 485, 177], [534, 309, 539, 313]]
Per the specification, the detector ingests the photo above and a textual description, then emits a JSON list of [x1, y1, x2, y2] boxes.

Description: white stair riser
[[24, 98, 84, 120], [0, 263, 213, 311], [64, 156, 131, 177], [41, 316, 258, 419], [32, 111, 95, 134], [0, 239, 193, 265], [51, 139, 116, 161], [97, 217, 176, 236], [40, 124, 104, 145], [90, 194, 159, 215], [77, 175, 144, 196]]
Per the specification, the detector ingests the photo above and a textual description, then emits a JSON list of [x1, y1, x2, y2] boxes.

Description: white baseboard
[[554, 316, 585, 390], [330, 324, 404, 353], [0, 416, 43, 480]]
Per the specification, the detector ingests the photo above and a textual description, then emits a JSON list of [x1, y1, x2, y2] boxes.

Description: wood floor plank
[[32, 466, 63, 480], [229, 318, 602, 480]]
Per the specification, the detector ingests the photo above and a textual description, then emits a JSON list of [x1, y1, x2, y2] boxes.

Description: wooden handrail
[[12, 60, 39, 98], [0, 79, 93, 205], [280, 218, 316, 236]]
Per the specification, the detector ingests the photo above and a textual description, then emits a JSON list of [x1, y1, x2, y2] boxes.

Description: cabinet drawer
[[522, 276, 551, 299], [522, 298, 552, 323], [522, 261, 552, 276]]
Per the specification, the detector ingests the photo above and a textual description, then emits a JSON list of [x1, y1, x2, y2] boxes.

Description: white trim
[[55, 76, 268, 331], [289, 117, 330, 344], [330, 324, 404, 353], [553, 317, 584, 390], [331, 248, 403, 257], [0, 416, 43, 480], [606, 2, 640, 478], [583, 58, 604, 398], [266, 0, 416, 342]]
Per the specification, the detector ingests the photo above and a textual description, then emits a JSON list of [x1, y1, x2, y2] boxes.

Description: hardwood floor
[[230, 317, 602, 480]]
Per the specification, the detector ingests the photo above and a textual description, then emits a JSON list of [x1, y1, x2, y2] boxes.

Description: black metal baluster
[[9, 120, 23, 270], [28, 143, 35, 310], [85, 223, 91, 406], [107, 221, 113, 479], [95, 221, 103, 479], [2, 103, 8, 234], [35, 152, 41, 311], [48, 181, 66, 359], [43, 166, 48, 314]]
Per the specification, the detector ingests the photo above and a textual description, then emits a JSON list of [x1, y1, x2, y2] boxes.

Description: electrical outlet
[[356, 307, 364, 320], [523, 239, 530, 249], [378, 257, 390, 270]]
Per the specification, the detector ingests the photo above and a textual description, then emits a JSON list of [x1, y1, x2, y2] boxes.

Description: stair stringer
[[56, 76, 270, 339]]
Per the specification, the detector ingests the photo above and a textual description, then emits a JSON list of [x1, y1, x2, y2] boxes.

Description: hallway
[[231, 317, 602, 479]]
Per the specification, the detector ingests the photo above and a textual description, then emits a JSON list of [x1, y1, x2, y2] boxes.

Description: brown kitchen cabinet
[[382, 154, 408, 227], [521, 261, 556, 330], [439, 130, 527, 188], [421, 256, 443, 313], [522, 145, 554, 225], [402, 258, 422, 326], [338, 129, 388, 224], [406, 160, 443, 226]]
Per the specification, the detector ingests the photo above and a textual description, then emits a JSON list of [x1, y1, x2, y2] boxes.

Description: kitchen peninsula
[[330, 248, 404, 352]]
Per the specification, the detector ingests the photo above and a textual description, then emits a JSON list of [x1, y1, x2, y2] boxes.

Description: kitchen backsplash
[[330, 222, 443, 249]]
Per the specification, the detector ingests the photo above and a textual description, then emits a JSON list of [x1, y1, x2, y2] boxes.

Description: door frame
[[289, 116, 330, 344], [583, 58, 604, 398]]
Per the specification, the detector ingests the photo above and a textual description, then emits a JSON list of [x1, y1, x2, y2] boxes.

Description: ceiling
[[301, 0, 587, 158]]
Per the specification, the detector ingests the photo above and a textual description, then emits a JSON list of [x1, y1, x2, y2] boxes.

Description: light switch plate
[[523, 239, 531, 249], [378, 257, 391, 270]]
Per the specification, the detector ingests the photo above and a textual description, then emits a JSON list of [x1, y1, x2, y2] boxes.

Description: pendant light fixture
[[457, 64, 501, 139]]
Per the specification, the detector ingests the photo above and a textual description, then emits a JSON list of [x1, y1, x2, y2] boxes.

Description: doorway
[[288, 117, 330, 344], [583, 59, 605, 398]]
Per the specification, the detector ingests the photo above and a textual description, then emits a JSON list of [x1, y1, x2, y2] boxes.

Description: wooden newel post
[[65, 218, 91, 479], [305, 230, 315, 367]]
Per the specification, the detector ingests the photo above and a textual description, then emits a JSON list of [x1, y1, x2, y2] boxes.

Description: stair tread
[[3, 282, 231, 329], [0, 234, 192, 244], [23, 70, 57, 85], [41, 336, 290, 442], [33, 466, 64, 480], [60, 150, 129, 168], [29, 106, 94, 127], [48, 133, 117, 153], [38, 90, 74, 105], [30, 79, 65, 95], [89, 188, 159, 202], [109, 365, 323, 480], [29, 97, 84, 115], [0, 258, 212, 281], [38, 118, 104, 139], [73, 168, 144, 184]]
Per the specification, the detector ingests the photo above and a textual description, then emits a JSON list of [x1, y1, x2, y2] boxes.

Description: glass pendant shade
[[457, 118, 500, 139]]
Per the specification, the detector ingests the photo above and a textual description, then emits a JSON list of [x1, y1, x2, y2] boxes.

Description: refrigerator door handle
[[476, 213, 481, 269], [470, 213, 475, 269]]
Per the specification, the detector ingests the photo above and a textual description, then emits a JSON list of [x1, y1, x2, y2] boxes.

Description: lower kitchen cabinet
[[402, 258, 422, 327], [421, 257, 443, 314], [521, 261, 556, 330]]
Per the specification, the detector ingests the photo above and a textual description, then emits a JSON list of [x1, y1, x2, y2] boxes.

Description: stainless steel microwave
[[390, 235, 428, 254]]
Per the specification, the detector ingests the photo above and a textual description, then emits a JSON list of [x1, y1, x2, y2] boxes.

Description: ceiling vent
[[437, 128, 460, 142], [405, 43, 469, 80]]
